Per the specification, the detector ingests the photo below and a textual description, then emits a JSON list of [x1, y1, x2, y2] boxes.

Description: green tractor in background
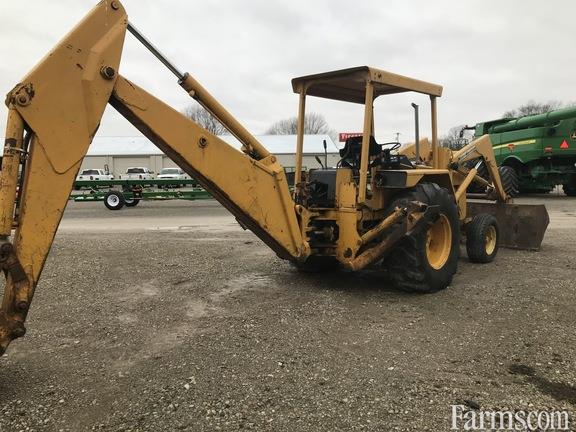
[[463, 106, 576, 196]]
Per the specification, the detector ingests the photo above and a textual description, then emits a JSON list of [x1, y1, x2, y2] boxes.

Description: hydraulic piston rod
[[0, 110, 25, 236], [127, 22, 269, 159], [127, 22, 185, 80]]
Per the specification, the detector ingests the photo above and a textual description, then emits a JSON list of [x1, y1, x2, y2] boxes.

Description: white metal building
[[81, 134, 341, 177]]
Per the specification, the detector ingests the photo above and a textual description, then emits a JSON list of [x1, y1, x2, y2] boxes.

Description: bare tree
[[439, 124, 472, 149], [502, 100, 564, 119], [183, 105, 227, 135], [266, 112, 332, 135]]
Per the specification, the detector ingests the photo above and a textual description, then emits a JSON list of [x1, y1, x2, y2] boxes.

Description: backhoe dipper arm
[[0, 0, 307, 355]]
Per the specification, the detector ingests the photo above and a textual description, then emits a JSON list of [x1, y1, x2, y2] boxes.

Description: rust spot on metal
[[0, 243, 28, 283], [10, 83, 35, 107]]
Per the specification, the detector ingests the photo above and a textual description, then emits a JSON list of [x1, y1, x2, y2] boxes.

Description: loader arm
[[451, 135, 509, 202], [0, 0, 307, 355]]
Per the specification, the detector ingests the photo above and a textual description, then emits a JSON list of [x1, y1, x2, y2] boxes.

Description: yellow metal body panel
[[400, 138, 432, 163], [334, 170, 361, 263], [7, 3, 127, 174]]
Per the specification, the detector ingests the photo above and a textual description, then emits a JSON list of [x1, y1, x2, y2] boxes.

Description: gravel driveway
[[1, 196, 575, 431]]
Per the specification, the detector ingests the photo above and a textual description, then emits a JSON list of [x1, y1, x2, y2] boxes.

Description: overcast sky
[[0, 0, 574, 146]]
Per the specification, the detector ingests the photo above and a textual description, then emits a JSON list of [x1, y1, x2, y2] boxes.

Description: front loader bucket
[[467, 201, 549, 251]]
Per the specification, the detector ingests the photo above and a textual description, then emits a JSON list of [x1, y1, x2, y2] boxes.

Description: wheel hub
[[485, 225, 497, 255], [425, 214, 452, 270]]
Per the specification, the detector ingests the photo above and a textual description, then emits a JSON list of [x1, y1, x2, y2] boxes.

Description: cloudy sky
[[0, 0, 574, 146]]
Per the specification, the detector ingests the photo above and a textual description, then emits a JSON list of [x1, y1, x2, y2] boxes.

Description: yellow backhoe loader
[[0, 1, 548, 356]]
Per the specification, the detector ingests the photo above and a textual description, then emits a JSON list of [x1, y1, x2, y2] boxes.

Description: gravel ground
[[0, 196, 575, 431]]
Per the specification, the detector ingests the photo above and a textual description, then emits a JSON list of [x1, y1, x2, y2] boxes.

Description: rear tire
[[124, 197, 141, 207], [466, 214, 499, 263], [499, 166, 520, 197], [382, 183, 460, 293], [292, 256, 339, 273], [104, 191, 125, 210]]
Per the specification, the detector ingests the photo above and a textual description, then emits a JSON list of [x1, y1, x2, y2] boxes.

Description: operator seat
[[339, 135, 381, 169]]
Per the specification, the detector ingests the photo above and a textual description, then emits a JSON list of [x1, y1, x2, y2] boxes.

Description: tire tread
[[383, 183, 460, 293], [466, 213, 499, 263], [499, 166, 519, 197]]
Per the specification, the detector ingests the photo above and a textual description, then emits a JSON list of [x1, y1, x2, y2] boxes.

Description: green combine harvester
[[466, 106, 576, 196]]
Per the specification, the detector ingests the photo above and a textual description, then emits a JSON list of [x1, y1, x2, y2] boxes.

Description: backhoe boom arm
[[110, 76, 305, 260]]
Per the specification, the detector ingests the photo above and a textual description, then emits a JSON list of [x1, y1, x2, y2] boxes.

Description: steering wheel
[[380, 141, 402, 152]]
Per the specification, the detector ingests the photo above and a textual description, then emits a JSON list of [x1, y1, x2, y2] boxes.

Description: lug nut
[[11, 326, 26, 338], [15, 301, 28, 312], [0, 243, 12, 260], [100, 66, 116, 80]]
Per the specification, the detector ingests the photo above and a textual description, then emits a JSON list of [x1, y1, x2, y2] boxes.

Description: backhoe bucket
[[467, 201, 549, 251]]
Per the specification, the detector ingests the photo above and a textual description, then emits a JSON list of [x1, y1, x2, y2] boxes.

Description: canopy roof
[[291, 66, 443, 104]]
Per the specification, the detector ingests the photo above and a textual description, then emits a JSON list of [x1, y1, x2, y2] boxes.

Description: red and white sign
[[339, 132, 363, 142], [560, 140, 570, 149]]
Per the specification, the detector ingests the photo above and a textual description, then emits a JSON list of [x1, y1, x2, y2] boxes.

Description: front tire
[[466, 214, 499, 263], [124, 197, 141, 207], [382, 183, 460, 293]]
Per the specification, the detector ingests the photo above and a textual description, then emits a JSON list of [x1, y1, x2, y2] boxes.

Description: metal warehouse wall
[[80, 152, 342, 177]]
